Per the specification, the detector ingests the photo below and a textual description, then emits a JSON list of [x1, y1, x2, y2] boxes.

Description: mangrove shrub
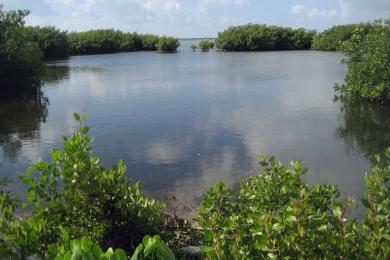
[[156, 36, 180, 53], [215, 24, 315, 51], [25, 26, 70, 59], [67, 30, 162, 55], [0, 6, 43, 90], [336, 20, 390, 102], [199, 40, 215, 52], [0, 113, 165, 258], [198, 153, 390, 259], [312, 23, 375, 51]]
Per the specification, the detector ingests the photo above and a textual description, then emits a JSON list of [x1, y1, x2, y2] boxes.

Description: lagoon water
[[1, 41, 389, 212]]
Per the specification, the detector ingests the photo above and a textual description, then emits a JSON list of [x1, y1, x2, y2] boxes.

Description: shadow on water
[[336, 96, 390, 161]]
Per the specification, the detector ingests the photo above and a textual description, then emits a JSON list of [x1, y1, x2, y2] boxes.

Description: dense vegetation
[[198, 153, 390, 259], [199, 40, 215, 52], [156, 36, 180, 53], [0, 114, 389, 259], [0, 6, 42, 91], [215, 23, 315, 51], [67, 30, 161, 55], [336, 20, 390, 102], [0, 114, 195, 259], [312, 23, 377, 51], [25, 26, 70, 59]]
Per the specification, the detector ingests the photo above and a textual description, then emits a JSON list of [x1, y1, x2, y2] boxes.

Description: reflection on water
[[0, 50, 388, 212], [0, 89, 48, 162], [336, 98, 390, 161]]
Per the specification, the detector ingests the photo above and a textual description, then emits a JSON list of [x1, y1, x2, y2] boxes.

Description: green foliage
[[0, 5, 43, 90], [336, 20, 390, 102], [131, 235, 175, 260], [156, 36, 180, 53], [50, 235, 128, 260], [312, 24, 359, 51], [24, 26, 70, 59], [67, 30, 161, 55], [0, 113, 165, 258], [215, 23, 315, 51], [198, 40, 215, 52], [198, 153, 390, 259], [50, 234, 175, 260], [190, 44, 198, 52]]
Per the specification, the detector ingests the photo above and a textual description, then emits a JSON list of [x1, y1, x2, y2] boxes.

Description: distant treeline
[[214, 23, 385, 52], [25, 27, 179, 58], [215, 24, 315, 51], [0, 6, 179, 92]]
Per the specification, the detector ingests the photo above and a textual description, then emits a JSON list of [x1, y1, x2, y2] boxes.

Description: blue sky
[[1, 0, 389, 37]]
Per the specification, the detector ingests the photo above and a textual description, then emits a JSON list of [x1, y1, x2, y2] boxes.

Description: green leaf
[[199, 245, 213, 253], [73, 113, 81, 121], [156, 242, 175, 260], [80, 126, 90, 134], [114, 249, 128, 260], [130, 244, 143, 260], [143, 235, 160, 257], [81, 236, 93, 252]]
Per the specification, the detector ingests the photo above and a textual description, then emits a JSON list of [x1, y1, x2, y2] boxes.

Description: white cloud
[[339, 0, 390, 18], [143, 0, 181, 12], [201, 0, 248, 5], [291, 4, 338, 19]]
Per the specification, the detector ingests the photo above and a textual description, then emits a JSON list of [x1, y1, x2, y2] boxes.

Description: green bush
[[199, 40, 215, 52], [24, 26, 70, 59], [190, 44, 198, 52], [50, 234, 175, 260], [215, 24, 315, 51], [67, 30, 161, 55], [156, 36, 180, 53], [0, 6, 43, 91], [197, 153, 390, 259], [0, 113, 165, 258], [336, 21, 390, 102]]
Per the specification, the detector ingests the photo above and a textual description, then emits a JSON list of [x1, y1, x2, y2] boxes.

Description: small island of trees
[[215, 23, 315, 51]]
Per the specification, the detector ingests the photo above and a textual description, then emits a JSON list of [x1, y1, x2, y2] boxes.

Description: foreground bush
[[215, 24, 315, 51], [199, 40, 215, 52], [336, 20, 390, 102], [197, 153, 390, 259], [0, 113, 165, 258], [0, 6, 43, 90], [51, 235, 174, 260], [156, 36, 180, 53]]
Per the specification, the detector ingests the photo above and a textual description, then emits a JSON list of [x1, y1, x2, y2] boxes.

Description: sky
[[1, 0, 389, 38]]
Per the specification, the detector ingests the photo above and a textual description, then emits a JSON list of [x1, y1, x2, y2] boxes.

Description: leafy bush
[[0, 113, 165, 258], [197, 153, 390, 259], [190, 44, 198, 51], [67, 30, 162, 55], [0, 6, 43, 91], [215, 23, 315, 51], [24, 26, 70, 59], [50, 234, 175, 260], [312, 24, 358, 51], [336, 20, 390, 102], [156, 36, 180, 53], [199, 40, 215, 52]]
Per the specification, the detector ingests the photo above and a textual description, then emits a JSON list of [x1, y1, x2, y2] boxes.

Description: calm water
[[1, 46, 390, 212]]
